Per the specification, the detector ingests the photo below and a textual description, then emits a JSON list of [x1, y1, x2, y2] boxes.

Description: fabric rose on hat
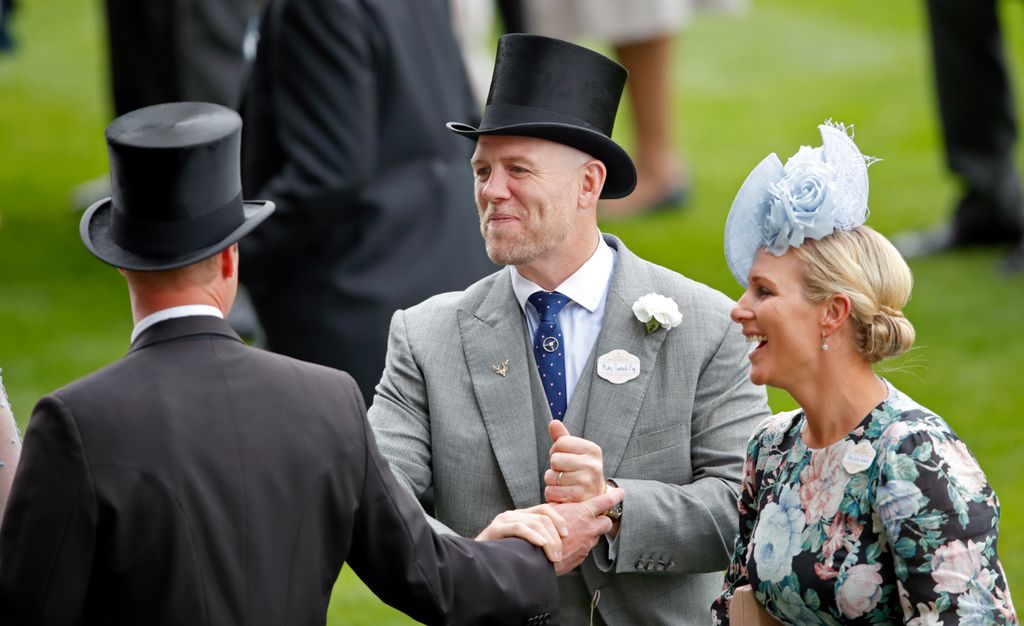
[[759, 146, 837, 255]]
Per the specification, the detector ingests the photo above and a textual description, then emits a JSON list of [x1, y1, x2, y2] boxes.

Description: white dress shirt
[[510, 233, 616, 405], [130, 305, 225, 344], [511, 233, 622, 556]]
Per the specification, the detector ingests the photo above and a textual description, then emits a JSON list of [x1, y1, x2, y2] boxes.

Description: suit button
[[645, 559, 655, 570], [654, 560, 667, 571], [634, 558, 645, 570]]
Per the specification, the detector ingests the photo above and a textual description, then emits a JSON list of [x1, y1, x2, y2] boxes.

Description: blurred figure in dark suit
[[239, 0, 495, 403], [894, 0, 1024, 273], [71, 0, 265, 218], [0, 0, 16, 52], [103, 0, 263, 115]]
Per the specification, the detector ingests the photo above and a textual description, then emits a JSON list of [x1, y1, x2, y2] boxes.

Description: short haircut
[[123, 253, 220, 291]]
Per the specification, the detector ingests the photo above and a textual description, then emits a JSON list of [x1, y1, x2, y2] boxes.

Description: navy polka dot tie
[[528, 291, 570, 420]]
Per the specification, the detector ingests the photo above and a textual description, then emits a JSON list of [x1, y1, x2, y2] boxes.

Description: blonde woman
[[711, 122, 1017, 625]]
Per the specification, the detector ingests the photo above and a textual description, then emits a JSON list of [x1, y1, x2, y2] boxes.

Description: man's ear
[[220, 244, 238, 279], [821, 292, 853, 335], [578, 159, 607, 209]]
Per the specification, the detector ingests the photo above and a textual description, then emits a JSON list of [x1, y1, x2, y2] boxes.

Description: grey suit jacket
[[369, 235, 769, 625]]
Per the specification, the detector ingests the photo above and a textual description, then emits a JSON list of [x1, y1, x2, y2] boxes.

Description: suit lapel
[[459, 271, 542, 509], [578, 236, 669, 476]]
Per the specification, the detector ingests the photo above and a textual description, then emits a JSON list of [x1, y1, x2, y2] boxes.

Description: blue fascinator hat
[[724, 120, 879, 287]]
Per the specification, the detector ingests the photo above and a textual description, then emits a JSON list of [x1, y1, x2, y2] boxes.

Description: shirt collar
[[510, 233, 615, 314], [130, 305, 225, 344]]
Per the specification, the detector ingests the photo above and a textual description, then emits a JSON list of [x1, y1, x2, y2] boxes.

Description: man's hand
[[544, 420, 605, 504], [475, 504, 567, 563], [549, 487, 625, 574]]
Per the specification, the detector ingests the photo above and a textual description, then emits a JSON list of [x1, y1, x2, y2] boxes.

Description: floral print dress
[[712, 381, 1017, 625]]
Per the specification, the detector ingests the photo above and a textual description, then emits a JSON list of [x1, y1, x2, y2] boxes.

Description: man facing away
[[368, 35, 770, 624], [0, 101, 621, 625]]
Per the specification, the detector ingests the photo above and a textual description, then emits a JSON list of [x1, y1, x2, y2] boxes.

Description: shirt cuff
[[592, 530, 619, 573]]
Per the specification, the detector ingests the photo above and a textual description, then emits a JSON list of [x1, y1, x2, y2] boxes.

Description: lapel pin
[[492, 359, 510, 377]]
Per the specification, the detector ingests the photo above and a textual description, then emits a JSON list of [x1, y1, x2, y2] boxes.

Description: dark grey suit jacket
[[0, 316, 557, 625], [239, 0, 495, 401]]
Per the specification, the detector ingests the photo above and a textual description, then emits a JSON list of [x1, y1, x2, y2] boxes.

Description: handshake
[[475, 420, 625, 575]]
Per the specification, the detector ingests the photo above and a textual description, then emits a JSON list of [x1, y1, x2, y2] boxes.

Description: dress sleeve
[[874, 419, 1017, 624], [711, 421, 768, 625], [0, 369, 23, 518]]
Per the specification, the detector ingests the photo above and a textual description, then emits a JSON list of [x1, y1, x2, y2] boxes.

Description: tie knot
[[528, 291, 570, 323]]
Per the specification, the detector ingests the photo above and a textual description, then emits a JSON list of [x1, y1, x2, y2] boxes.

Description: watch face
[[604, 479, 622, 519], [604, 502, 623, 521]]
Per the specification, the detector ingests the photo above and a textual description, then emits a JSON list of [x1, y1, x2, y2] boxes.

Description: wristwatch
[[603, 479, 623, 521]]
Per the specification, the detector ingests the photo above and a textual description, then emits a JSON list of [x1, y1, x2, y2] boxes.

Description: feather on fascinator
[[724, 120, 879, 287]]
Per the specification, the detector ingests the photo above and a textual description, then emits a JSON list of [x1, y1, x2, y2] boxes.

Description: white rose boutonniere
[[632, 293, 682, 335]]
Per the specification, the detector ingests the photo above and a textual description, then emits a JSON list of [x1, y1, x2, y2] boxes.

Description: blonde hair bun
[[795, 226, 915, 363]]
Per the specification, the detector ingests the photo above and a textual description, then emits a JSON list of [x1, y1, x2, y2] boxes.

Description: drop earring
[[821, 331, 829, 352]]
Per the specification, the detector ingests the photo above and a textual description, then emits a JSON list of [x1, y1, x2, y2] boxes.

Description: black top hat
[[80, 102, 275, 271], [447, 34, 637, 199]]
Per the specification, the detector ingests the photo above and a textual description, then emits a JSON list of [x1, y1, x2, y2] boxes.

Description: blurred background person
[[894, 0, 1024, 274], [450, 0, 527, 103], [0, 0, 15, 52], [238, 0, 494, 404], [713, 122, 1016, 624], [102, 0, 263, 118], [71, 0, 266, 217], [0, 369, 22, 518], [522, 0, 746, 218]]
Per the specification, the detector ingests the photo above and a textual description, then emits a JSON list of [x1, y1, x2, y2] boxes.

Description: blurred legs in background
[[601, 33, 688, 217], [895, 0, 1024, 273], [0, 0, 16, 52], [521, 0, 747, 218]]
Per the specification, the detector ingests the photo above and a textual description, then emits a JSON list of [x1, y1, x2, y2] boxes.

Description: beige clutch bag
[[729, 585, 782, 626]]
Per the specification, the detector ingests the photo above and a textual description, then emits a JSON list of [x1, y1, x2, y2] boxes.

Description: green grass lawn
[[2, 0, 1022, 622]]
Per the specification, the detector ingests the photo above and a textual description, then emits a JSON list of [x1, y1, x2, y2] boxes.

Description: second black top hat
[[447, 34, 637, 199], [81, 102, 275, 271]]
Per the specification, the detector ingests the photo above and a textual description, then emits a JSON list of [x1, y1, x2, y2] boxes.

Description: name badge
[[597, 349, 640, 384], [842, 441, 876, 474]]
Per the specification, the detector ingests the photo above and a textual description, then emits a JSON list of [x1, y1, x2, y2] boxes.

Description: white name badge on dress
[[597, 349, 640, 384], [842, 441, 876, 474]]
